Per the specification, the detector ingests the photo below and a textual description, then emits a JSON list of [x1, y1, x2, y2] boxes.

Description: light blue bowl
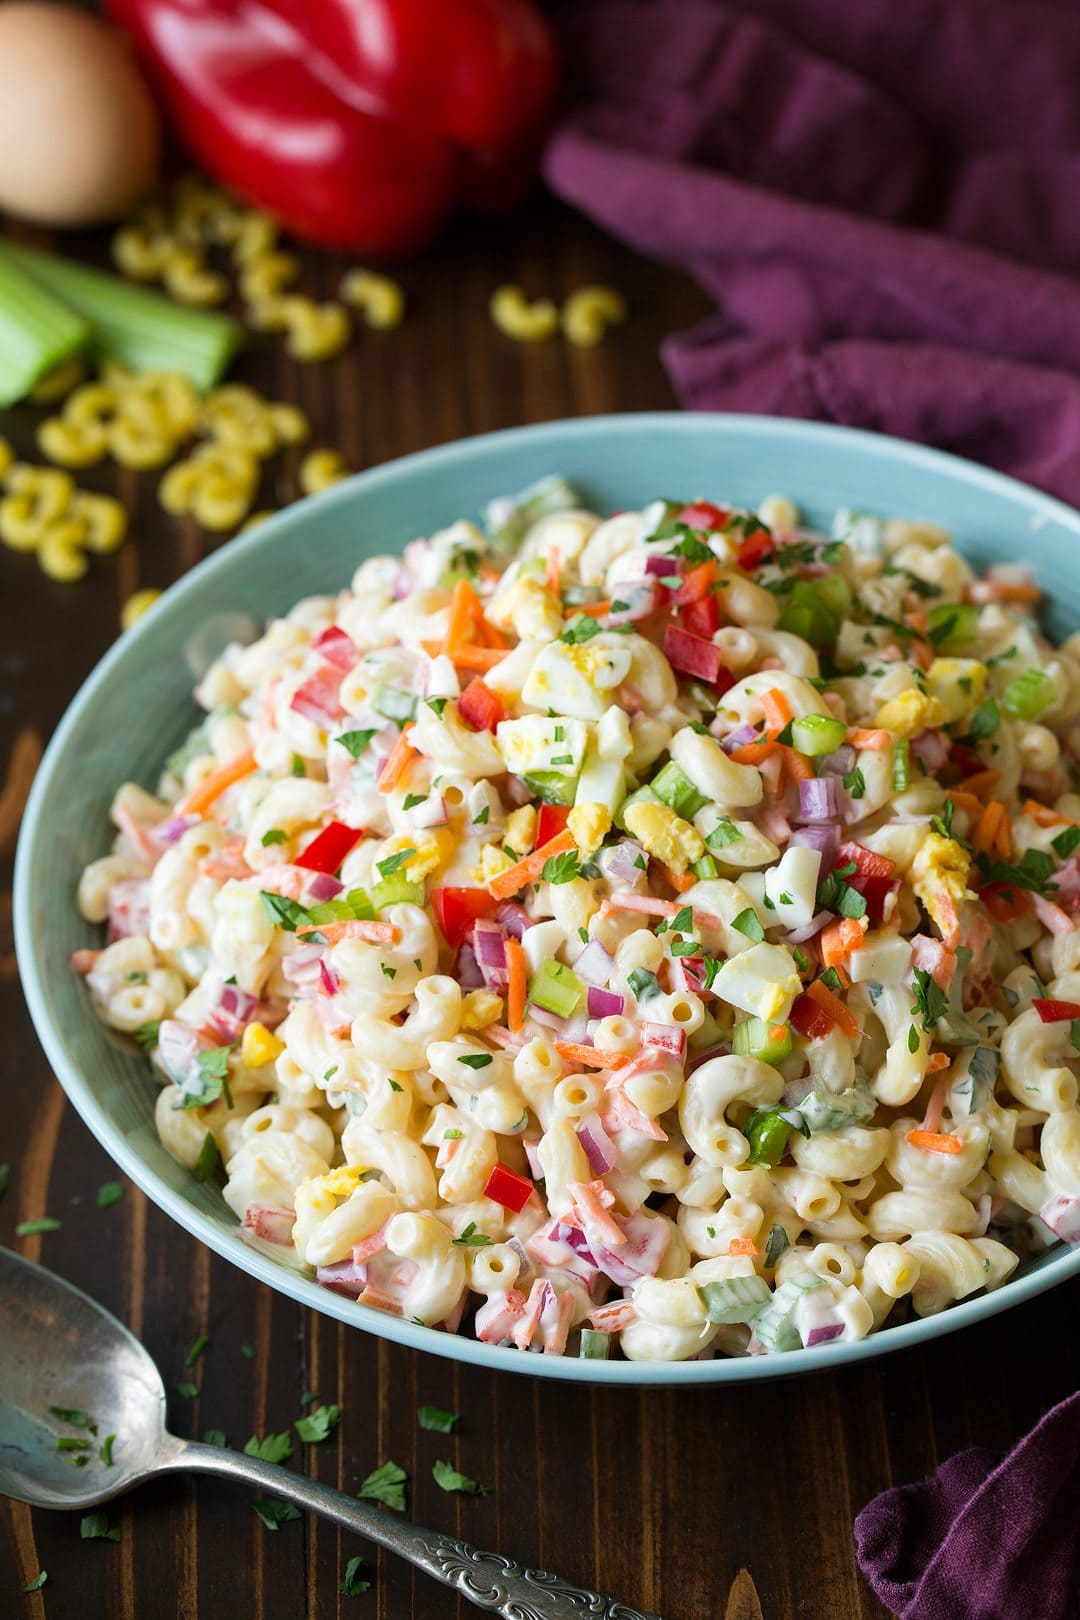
[[15, 414, 1080, 1384]]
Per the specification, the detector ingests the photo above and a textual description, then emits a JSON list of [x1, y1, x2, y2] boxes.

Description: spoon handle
[[168, 1439, 663, 1620]]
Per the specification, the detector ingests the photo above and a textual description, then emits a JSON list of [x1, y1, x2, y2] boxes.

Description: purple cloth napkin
[[854, 1391, 1080, 1620], [542, 0, 1080, 503]]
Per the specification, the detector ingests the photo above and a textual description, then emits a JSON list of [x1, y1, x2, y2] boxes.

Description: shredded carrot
[[554, 1043, 630, 1070], [377, 723, 418, 791], [970, 579, 1041, 604], [569, 1180, 626, 1247], [994, 811, 1014, 859], [925, 1052, 951, 1074], [476, 618, 508, 649], [847, 728, 891, 750], [451, 644, 509, 671], [972, 800, 1005, 855], [761, 688, 793, 733], [957, 768, 1001, 797], [730, 740, 780, 766], [357, 1283, 404, 1315], [545, 549, 561, 595], [175, 745, 257, 818], [587, 1299, 638, 1331], [906, 1129, 964, 1155], [506, 938, 527, 1032], [727, 1236, 759, 1257], [576, 599, 614, 619], [948, 790, 984, 819], [295, 919, 397, 945], [805, 977, 861, 1040], [782, 746, 815, 784], [819, 917, 866, 970], [658, 862, 696, 893], [602, 893, 680, 918], [1023, 799, 1075, 828], [443, 577, 481, 655], [70, 948, 100, 973], [488, 827, 577, 901]]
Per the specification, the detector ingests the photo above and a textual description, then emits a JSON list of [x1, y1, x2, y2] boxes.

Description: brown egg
[[0, 4, 160, 227]]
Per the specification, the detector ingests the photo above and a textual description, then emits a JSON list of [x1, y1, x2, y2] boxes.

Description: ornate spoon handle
[[172, 1440, 664, 1620]]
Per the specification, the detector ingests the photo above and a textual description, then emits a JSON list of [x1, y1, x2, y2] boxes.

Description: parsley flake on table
[[357, 1460, 407, 1512], [240, 1342, 255, 1359], [432, 1460, 485, 1495], [250, 1498, 301, 1530], [417, 1405, 460, 1434], [22, 1572, 47, 1592], [185, 1334, 209, 1366], [16, 1217, 61, 1235], [173, 1383, 198, 1399], [96, 1180, 123, 1209], [295, 1403, 341, 1443], [452, 1222, 493, 1248], [0, 1162, 8, 1198], [340, 1555, 372, 1596], [202, 1429, 228, 1449], [80, 1513, 120, 1542], [244, 1431, 293, 1463]]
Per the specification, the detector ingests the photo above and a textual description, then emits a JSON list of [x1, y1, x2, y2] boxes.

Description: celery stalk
[[0, 240, 241, 392], [0, 252, 89, 406]]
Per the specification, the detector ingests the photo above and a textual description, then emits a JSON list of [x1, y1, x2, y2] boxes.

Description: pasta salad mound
[[74, 478, 1080, 1361]]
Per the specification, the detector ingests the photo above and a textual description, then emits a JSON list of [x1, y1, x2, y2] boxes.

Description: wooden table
[[1, 195, 1076, 1620]]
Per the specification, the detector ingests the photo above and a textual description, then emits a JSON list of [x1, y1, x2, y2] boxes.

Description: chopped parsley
[[966, 699, 1000, 741], [541, 849, 581, 884], [244, 1431, 294, 1464], [1052, 824, 1080, 860], [931, 799, 956, 840], [764, 1226, 790, 1268], [908, 1024, 920, 1053], [340, 1555, 373, 1596], [96, 1181, 123, 1209], [911, 966, 949, 1030], [50, 1406, 95, 1429], [472, 805, 490, 825], [816, 868, 867, 920], [386, 1076, 403, 1092], [250, 1498, 301, 1530], [457, 1053, 493, 1069], [731, 908, 765, 942], [417, 1405, 460, 1434], [185, 1334, 209, 1366], [195, 1131, 219, 1183], [432, 1460, 485, 1496], [173, 1045, 234, 1111], [377, 848, 415, 878], [135, 1020, 160, 1048], [452, 1222, 493, 1248], [976, 846, 1057, 897], [627, 966, 662, 1000], [560, 615, 601, 645], [843, 766, 866, 799], [357, 1460, 407, 1512], [818, 967, 844, 992], [15, 1217, 61, 1235], [336, 728, 376, 759], [259, 890, 312, 932], [80, 1513, 120, 1542], [426, 697, 449, 718], [380, 963, 397, 980], [99, 1433, 116, 1466], [295, 1403, 340, 1443], [260, 828, 287, 847]]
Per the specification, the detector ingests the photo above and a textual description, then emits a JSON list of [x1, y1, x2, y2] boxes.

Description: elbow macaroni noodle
[[72, 477, 1080, 1359]]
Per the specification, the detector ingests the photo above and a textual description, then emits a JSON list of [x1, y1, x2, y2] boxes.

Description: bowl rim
[[15, 410, 1080, 1385]]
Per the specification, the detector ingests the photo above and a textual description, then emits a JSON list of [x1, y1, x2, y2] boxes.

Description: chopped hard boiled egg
[[874, 688, 946, 737], [495, 714, 588, 776], [711, 942, 802, 1024], [521, 636, 631, 720], [623, 800, 704, 871], [909, 832, 974, 941], [924, 658, 987, 725]]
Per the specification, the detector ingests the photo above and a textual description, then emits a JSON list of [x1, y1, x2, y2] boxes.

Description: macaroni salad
[[73, 478, 1080, 1360]]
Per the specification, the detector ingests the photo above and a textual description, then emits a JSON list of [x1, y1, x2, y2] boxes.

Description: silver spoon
[[0, 1248, 661, 1620]]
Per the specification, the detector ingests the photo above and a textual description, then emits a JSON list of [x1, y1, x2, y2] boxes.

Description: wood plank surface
[[1, 192, 1077, 1620]]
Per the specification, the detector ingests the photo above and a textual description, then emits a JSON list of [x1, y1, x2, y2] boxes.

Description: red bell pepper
[[457, 676, 503, 733], [663, 623, 724, 685], [678, 502, 729, 531], [105, 0, 558, 257], [431, 886, 498, 949], [535, 803, 569, 848], [681, 594, 720, 640], [789, 992, 836, 1041], [483, 1161, 534, 1213], [294, 820, 362, 873], [1033, 998, 1080, 1023], [736, 529, 776, 571]]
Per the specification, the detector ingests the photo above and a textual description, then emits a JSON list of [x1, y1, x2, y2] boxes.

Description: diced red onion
[[453, 941, 485, 989], [311, 625, 357, 671], [721, 722, 759, 755], [1039, 1192, 1080, 1243], [575, 939, 615, 988], [782, 1075, 817, 1108], [575, 1116, 617, 1176], [561, 1011, 590, 1045], [318, 958, 341, 997], [1055, 858, 1080, 910], [307, 871, 344, 902], [641, 1021, 686, 1058], [820, 743, 856, 775], [529, 1005, 570, 1033], [804, 1322, 845, 1348], [645, 552, 686, 577], [282, 943, 324, 984], [504, 774, 534, 807], [156, 815, 196, 846], [599, 840, 648, 887], [603, 580, 659, 624], [208, 980, 261, 1042], [495, 902, 530, 940], [473, 920, 509, 991], [522, 1137, 544, 1179], [687, 1042, 732, 1072], [157, 1018, 216, 1087], [910, 728, 949, 773], [798, 777, 837, 822], [790, 823, 840, 866], [107, 878, 151, 942], [316, 1257, 369, 1296], [592, 1210, 670, 1286], [587, 984, 624, 1018], [783, 912, 832, 946], [664, 623, 724, 683]]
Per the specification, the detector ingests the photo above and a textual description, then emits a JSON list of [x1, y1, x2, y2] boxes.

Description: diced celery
[[0, 239, 240, 393], [927, 601, 979, 651], [615, 783, 660, 831], [778, 578, 846, 648], [798, 1081, 876, 1132], [892, 737, 910, 793], [733, 1018, 793, 1065], [372, 683, 418, 725], [0, 252, 89, 406], [523, 771, 579, 806], [811, 573, 853, 619], [1002, 668, 1055, 720], [344, 887, 376, 920], [743, 1107, 793, 1166], [790, 714, 847, 757], [753, 1271, 825, 1352], [698, 1275, 771, 1325], [527, 960, 583, 1018], [578, 1328, 610, 1359], [650, 760, 708, 818], [308, 899, 354, 925], [372, 875, 424, 910], [691, 853, 718, 880]]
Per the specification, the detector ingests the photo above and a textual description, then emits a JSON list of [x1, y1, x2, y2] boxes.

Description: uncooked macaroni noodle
[[73, 477, 1080, 1359]]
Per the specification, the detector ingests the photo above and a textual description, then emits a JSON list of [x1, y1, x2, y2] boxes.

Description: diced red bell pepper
[[790, 992, 837, 1041], [979, 881, 1033, 923], [483, 1161, 534, 1213], [837, 842, 896, 883], [311, 626, 358, 671], [677, 502, 729, 531], [294, 820, 363, 874], [674, 560, 717, 605], [950, 742, 985, 778], [1033, 998, 1080, 1023], [680, 594, 719, 639], [290, 664, 346, 726], [458, 677, 503, 732], [736, 529, 776, 571], [663, 623, 723, 684], [431, 886, 498, 948], [536, 803, 570, 848]]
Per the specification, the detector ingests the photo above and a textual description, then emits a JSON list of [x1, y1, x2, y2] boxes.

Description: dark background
[[2, 195, 1077, 1620]]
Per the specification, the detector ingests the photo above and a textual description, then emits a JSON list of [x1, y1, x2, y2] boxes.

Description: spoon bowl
[[0, 1248, 661, 1620]]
